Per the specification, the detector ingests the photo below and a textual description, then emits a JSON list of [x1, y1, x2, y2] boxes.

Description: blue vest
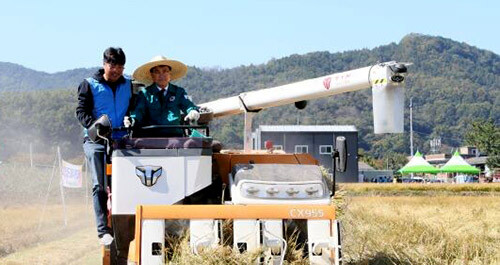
[[85, 77, 131, 139]]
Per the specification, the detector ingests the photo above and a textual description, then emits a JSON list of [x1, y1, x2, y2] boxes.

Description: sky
[[0, 0, 498, 74]]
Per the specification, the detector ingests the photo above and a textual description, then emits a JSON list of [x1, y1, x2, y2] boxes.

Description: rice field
[[341, 183, 500, 196], [341, 195, 500, 265], [1, 161, 499, 265], [160, 186, 500, 265]]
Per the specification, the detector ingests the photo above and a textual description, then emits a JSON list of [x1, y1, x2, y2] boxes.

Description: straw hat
[[133, 55, 188, 84]]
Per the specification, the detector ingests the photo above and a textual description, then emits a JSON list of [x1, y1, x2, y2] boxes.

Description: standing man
[[126, 55, 199, 136], [75, 47, 132, 246]]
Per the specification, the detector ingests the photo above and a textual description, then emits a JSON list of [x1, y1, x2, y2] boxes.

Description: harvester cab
[[98, 61, 409, 265]]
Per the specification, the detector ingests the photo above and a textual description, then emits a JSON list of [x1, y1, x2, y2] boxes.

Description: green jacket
[[131, 83, 198, 135]]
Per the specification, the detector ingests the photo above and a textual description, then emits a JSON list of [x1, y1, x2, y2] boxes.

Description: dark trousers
[[83, 140, 112, 237]]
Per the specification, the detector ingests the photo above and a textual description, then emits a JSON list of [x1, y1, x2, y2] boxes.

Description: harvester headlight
[[286, 187, 299, 196], [266, 187, 279, 195], [240, 183, 325, 199], [391, 74, 405, 83], [246, 186, 260, 195], [305, 186, 319, 195]]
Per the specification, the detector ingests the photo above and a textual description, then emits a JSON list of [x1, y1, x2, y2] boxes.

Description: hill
[[0, 62, 96, 91], [0, 33, 498, 161], [178, 33, 499, 156]]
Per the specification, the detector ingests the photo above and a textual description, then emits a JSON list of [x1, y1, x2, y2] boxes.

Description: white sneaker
[[100, 233, 114, 245]]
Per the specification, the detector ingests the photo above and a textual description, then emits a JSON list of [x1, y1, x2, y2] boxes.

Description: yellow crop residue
[[341, 196, 500, 265]]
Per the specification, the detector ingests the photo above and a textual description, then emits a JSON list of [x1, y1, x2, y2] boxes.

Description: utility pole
[[409, 97, 414, 156], [30, 143, 33, 168], [409, 98, 414, 179]]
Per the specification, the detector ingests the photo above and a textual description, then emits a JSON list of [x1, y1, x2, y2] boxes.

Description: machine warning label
[[372, 78, 387, 86], [289, 208, 325, 218]]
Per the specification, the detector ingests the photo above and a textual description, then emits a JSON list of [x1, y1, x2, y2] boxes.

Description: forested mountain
[[0, 62, 96, 91], [0, 33, 498, 161]]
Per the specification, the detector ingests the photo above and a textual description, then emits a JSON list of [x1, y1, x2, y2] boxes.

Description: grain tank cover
[[232, 164, 324, 184]]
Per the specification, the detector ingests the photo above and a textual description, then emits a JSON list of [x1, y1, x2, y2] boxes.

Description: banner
[[61, 160, 83, 188]]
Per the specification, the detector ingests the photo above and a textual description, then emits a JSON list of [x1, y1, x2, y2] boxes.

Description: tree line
[[0, 34, 498, 169]]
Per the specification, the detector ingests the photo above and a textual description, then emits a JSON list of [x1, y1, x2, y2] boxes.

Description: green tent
[[398, 151, 439, 174], [440, 151, 480, 174]]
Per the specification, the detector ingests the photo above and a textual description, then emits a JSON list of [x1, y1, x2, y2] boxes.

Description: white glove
[[184, 110, 200, 122], [123, 116, 135, 128]]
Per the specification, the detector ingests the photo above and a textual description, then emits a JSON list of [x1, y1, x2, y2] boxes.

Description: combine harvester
[[97, 61, 408, 265]]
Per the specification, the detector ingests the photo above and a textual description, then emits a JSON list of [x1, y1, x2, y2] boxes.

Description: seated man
[[126, 55, 199, 137]]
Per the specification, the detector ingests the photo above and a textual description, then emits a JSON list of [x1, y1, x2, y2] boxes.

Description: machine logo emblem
[[323, 77, 331, 90], [135, 166, 162, 187]]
